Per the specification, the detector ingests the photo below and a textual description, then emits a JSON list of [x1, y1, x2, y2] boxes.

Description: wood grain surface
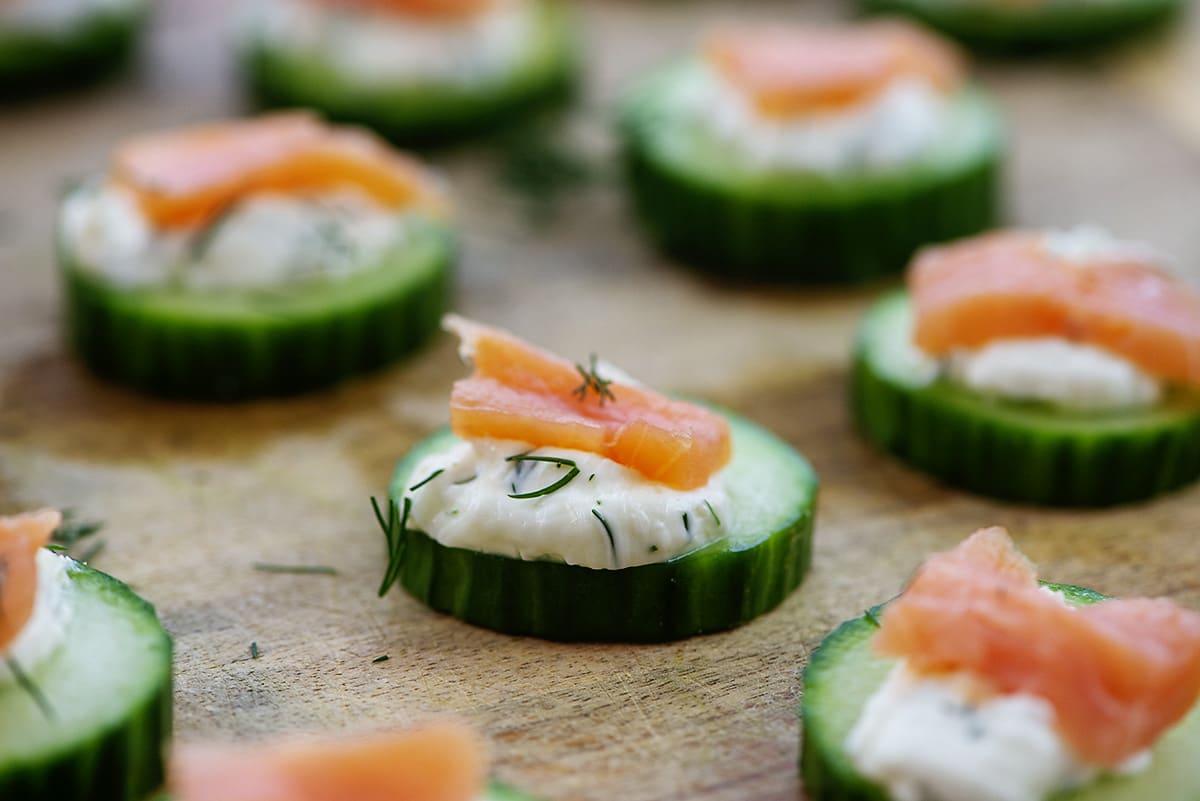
[[2, 1, 1200, 799]]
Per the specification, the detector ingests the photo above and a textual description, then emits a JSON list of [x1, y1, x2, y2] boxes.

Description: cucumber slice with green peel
[[852, 293, 1200, 506], [381, 409, 818, 642], [1, 557, 172, 801], [859, 0, 1183, 54], [800, 584, 1200, 801], [619, 67, 1003, 284], [58, 206, 455, 401], [0, 2, 147, 100], [242, 0, 576, 146]]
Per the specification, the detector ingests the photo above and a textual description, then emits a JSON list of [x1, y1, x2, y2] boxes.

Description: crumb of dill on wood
[[372, 655, 390, 664], [495, 124, 595, 222], [253, 562, 338, 576]]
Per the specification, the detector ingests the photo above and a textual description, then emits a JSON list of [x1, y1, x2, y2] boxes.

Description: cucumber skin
[[242, 1, 576, 146], [800, 585, 1106, 801], [620, 92, 1002, 285], [0, 565, 172, 801], [386, 417, 817, 643], [0, 6, 145, 100], [60, 230, 454, 402], [859, 0, 1182, 54], [852, 295, 1200, 507]]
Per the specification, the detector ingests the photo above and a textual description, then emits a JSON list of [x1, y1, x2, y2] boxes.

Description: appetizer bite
[[240, 0, 575, 145], [801, 527, 1200, 801], [860, 0, 1182, 53], [169, 724, 537, 801], [375, 316, 818, 642], [0, 509, 172, 801], [853, 227, 1200, 506], [58, 112, 454, 401], [0, 0, 147, 98], [619, 21, 1002, 284]]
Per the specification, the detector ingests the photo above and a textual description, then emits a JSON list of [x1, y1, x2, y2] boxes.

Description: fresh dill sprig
[[505, 454, 581, 499], [863, 608, 882, 628], [7, 656, 53, 720], [372, 655, 390, 664], [50, 510, 103, 550], [409, 469, 444, 492], [703, 500, 721, 528], [372, 496, 411, 597], [452, 474, 478, 486], [572, 354, 615, 406], [682, 512, 691, 536], [253, 563, 338, 576], [250, 641, 261, 660], [591, 509, 617, 564]]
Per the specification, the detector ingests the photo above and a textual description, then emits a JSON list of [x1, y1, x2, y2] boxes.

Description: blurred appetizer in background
[[0, 509, 172, 801], [860, 0, 1184, 54], [802, 527, 1200, 801], [58, 112, 455, 401], [0, 0, 147, 98], [240, 0, 575, 145], [620, 21, 1002, 284], [852, 226, 1200, 506], [168, 723, 538, 801], [376, 316, 817, 642]]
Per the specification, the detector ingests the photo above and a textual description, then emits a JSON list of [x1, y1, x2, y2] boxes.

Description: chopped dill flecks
[[864, 608, 881, 628], [188, 199, 242, 260], [452, 474, 478, 486], [250, 642, 261, 660], [649, 545, 659, 553], [703, 500, 721, 528], [372, 655, 390, 664], [588, 474, 595, 482], [682, 512, 691, 535], [7, 657, 53, 720], [591, 509, 616, 563], [572, 353, 616, 406], [253, 563, 338, 576], [51, 510, 103, 550], [505, 454, 581, 499], [373, 496, 411, 598], [409, 469, 444, 492]]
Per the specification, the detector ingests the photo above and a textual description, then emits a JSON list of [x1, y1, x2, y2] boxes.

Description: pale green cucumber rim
[[801, 583, 1200, 801], [0, 556, 171, 788], [242, 0, 576, 138], [56, 194, 456, 329], [858, 292, 1200, 435], [620, 64, 1004, 205]]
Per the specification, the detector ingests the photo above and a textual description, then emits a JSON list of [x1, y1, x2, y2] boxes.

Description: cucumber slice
[[619, 66, 1003, 284], [852, 293, 1200, 506], [242, 0, 576, 146], [58, 200, 454, 401], [382, 409, 818, 642], [0, 557, 172, 801], [859, 0, 1183, 54], [0, 1, 146, 99], [800, 584, 1200, 801]]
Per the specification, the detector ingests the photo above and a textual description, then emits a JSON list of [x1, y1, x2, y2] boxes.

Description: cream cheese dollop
[[676, 66, 951, 173], [405, 439, 729, 570], [0, 550, 73, 684]]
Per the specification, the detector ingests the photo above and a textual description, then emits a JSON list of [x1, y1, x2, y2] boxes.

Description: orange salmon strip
[[0, 509, 61, 653], [112, 112, 444, 230], [910, 230, 1200, 385], [704, 21, 964, 118], [171, 723, 486, 801], [446, 316, 732, 490], [876, 528, 1200, 766]]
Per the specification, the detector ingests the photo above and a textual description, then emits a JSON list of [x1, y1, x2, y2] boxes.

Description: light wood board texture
[[1, 1, 1200, 799]]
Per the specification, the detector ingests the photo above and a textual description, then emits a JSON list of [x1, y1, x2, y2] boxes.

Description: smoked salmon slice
[[171, 723, 486, 801], [910, 230, 1200, 385], [112, 112, 445, 230], [704, 21, 964, 118], [875, 527, 1200, 766], [446, 316, 732, 490], [0, 509, 61, 653]]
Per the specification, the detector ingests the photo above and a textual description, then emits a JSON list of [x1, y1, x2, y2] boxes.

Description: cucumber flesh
[[800, 584, 1200, 801], [619, 67, 1003, 284], [0, 3, 146, 98], [852, 293, 1200, 506], [0, 557, 172, 801], [384, 409, 818, 642], [242, 0, 576, 145], [859, 0, 1183, 54], [59, 206, 454, 401]]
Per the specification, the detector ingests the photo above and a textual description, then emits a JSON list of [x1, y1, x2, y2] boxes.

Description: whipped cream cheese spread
[[405, 439, 729, 570], [0, 550, 73, 684]]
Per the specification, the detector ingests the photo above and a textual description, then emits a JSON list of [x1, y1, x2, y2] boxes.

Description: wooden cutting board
[[2, 1, 1199, 799]]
